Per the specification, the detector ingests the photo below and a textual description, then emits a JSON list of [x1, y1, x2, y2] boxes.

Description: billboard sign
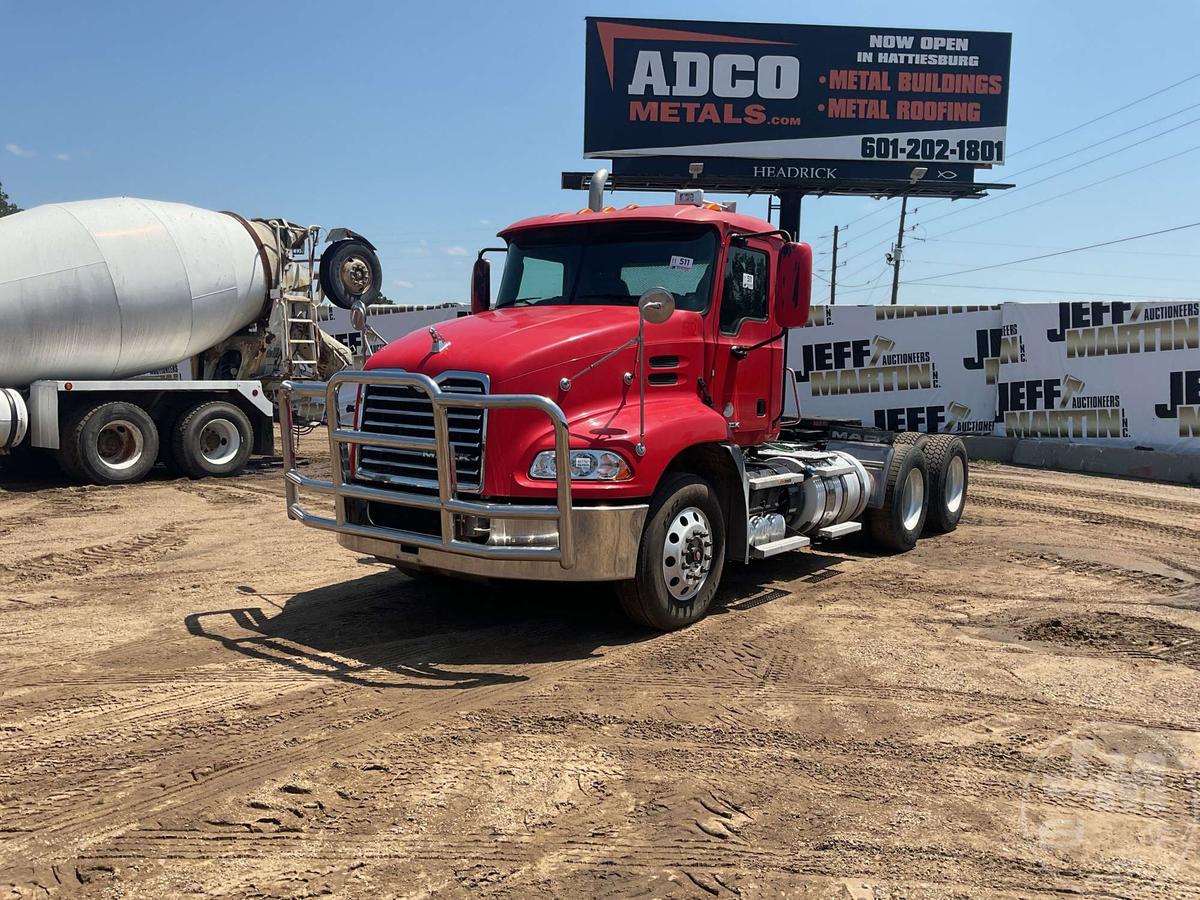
[[610, 155, 978, 185], [584, 17, 1012, 164]]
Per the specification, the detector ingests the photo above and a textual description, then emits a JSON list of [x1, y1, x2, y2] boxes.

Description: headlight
[[529, 449, 632, 481]]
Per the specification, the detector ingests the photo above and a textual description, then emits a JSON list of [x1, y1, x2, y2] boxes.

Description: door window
[[720, 246, 769, 335]]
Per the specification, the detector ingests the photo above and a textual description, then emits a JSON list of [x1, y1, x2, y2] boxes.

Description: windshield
[[495, 222, 718, 312]]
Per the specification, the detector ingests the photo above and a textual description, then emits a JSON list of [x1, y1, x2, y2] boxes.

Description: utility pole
[[829, 224, 840, 305], [889, 196, 908, 306]]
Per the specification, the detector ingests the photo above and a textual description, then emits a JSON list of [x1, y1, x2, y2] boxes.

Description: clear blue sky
[[3, 0, 1197, 306]]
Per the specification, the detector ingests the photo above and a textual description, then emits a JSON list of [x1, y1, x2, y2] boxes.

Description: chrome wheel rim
[[96, 420, 144, 471], [662, 506, 713, 602], [901, 467, 926, 532], [944, 455, 966, 514], [199, 418, 240, 466]]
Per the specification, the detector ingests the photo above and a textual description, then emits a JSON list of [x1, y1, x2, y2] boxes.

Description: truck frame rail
[[280, 370, 576, 569]]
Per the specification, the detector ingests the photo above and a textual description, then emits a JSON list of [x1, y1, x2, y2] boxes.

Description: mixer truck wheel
[[922, 435, 969, 535], [172, 400, 254, 479], [616, 473, 726, 631], [57, 401, 159, 485], [864, 443, 929, 553], [320, 239, 382, 309]]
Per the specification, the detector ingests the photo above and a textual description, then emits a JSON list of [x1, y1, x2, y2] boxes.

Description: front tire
[[617, 473, 725, 631]]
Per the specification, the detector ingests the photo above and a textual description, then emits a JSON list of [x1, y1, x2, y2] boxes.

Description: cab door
[[711, 239, 780, 446]]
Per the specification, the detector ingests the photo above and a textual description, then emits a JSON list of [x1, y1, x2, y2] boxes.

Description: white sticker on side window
[[669, 255, 693, 270], [742, 272, 755, 289]]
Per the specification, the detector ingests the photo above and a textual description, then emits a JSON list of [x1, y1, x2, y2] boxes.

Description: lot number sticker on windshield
[[742, 273, 755, 289], [670, 255, 693, 270]]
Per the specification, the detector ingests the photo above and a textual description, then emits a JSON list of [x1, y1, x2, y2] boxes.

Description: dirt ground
[[2, 437, 1200, 899]]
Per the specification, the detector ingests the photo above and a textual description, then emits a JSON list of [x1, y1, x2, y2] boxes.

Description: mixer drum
[[0, 198, 269, 383]]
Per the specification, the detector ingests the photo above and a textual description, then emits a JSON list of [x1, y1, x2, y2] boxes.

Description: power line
[[837, 280, 1198, 300], [1010, 71, 1200, 158], [926, 143, 1200, 237], [901, 221, 1200, 285], [917, 115, 1200, 228], [902, 259, 1200, 282], [923, 236, 1200, 257], [836, 72, 1200, 232], [910, 100, 1200, 220]]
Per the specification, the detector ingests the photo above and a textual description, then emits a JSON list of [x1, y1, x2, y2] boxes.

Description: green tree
[[0, 182, 20, 217]]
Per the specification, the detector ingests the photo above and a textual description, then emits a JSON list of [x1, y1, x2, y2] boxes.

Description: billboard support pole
[[778, 191, 803, 241]]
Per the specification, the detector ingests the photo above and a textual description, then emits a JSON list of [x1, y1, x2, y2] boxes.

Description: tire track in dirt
[[556, 675, 1200, 735], [78, 831, 1200, 898], [0, 632, 607, 860], [973, 471, 1200, 517], [970, 488, 1200, 545], [0, 490, 120, 538], [0, 525, 191, 585], [1000, 547, 1197, 597]]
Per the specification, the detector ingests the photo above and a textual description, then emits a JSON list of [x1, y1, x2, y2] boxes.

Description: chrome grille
[[356, 373, 486, 492]]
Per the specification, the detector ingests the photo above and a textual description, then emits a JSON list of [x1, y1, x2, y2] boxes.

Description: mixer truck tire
[[617, 473, 726, 631], [171, 400, 254, 479], [320, 239, 382, 309], [922, 435, 969, 535], [864, 443, 929, 553], [57, 401, 159, 485]]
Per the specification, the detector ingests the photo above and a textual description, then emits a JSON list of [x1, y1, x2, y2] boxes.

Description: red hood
[[364, 305, 703, 387]]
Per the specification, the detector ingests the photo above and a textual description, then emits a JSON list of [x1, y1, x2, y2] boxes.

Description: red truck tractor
[[281, 190, 968, 630]]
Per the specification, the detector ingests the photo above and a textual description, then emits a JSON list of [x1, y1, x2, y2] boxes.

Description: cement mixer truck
[[0, 197, 381, 485]]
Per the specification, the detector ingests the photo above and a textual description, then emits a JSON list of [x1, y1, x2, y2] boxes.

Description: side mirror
[[638, 287, 675, 325], [349, 299, 369, 332], [774, 241, 813, 329], [471, 257, 491, 314]]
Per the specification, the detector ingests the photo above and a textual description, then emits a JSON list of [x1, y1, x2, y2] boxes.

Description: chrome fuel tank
[[0, 198, 269, 383]]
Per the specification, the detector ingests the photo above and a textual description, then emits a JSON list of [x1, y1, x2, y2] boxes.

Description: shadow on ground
[[185, 549, 848, 690]]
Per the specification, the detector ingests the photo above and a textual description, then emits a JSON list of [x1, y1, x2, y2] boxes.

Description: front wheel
[[617, 473, 725, 631]]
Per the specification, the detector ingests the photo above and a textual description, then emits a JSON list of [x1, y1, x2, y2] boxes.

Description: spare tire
[[320, 239, 382, 309]]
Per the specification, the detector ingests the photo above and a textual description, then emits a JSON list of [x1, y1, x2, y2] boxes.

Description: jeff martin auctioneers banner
[[792, 302, 1200, 454]]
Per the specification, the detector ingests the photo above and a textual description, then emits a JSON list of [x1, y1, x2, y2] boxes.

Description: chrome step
[[815, 521, 862, 540], [749, 535, 810, 559], [748, 472, 805, 490]]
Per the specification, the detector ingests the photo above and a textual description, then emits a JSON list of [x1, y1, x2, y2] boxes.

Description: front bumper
[[280, 370, 646, 582]]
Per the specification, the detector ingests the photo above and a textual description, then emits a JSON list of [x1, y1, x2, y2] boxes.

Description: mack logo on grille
[[356, 375, 487, 492]]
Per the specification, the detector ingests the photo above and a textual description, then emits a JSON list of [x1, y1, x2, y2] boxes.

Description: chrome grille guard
[[280, 370, 575, 570]]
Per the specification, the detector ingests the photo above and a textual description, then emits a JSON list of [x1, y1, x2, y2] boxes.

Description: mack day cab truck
[[280, 185, 969, 631], [0, 197, 381, 485]]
